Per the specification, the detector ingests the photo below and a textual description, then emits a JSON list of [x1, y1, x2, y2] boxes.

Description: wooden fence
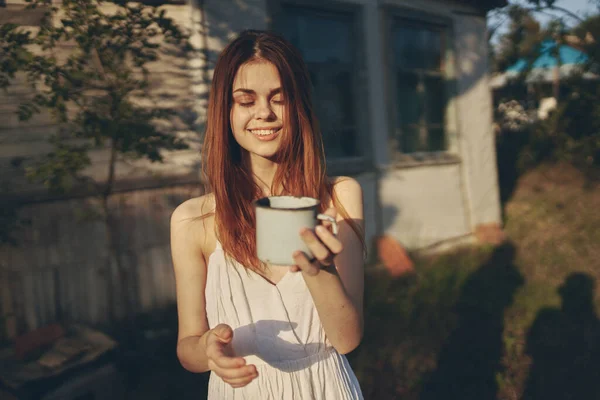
[[0, 184, 202, 341]]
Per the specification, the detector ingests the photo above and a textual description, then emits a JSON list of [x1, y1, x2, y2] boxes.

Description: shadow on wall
[[187, 0, 268, 90], [380, 205, 400, 234]]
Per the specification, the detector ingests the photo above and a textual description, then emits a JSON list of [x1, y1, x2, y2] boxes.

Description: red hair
[[202, 30, 363, 269]]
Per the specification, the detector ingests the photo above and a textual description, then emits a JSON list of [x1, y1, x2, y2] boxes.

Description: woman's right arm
[[170, 199, 258, 386]]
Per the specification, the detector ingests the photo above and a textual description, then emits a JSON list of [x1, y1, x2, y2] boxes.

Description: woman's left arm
[[292, 177, 365, 354]]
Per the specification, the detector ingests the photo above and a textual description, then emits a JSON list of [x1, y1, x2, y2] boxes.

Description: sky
[[488, 0, 599, 43]]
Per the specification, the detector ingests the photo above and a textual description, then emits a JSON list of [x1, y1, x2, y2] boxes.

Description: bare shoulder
[[331, 176, 362, 198], [328, 176, 363, 220], [171, 193, 215, 224], [170, 193, 216, 261]]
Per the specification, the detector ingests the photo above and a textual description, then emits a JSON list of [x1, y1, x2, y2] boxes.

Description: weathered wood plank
[[0, 184, 200, 335]]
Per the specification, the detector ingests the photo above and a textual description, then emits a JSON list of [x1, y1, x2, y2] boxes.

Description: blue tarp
[[507, 39, 589, 72]]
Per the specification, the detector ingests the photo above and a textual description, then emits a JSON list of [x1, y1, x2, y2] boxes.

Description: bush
[[518, 79, 600, 170]]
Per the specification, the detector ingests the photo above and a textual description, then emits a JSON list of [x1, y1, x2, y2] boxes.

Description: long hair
[[202, 30, 364, 269]]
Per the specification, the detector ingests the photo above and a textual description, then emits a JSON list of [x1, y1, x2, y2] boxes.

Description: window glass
[[279, 6, 359, 158], [393, 20, 448, 154]]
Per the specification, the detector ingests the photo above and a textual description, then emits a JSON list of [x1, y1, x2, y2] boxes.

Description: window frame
[[382, 6, 462, 167], [268, 0, 372, 175]]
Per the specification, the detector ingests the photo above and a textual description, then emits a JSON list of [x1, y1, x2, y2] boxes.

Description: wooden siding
[[0, 184, 203, 340]]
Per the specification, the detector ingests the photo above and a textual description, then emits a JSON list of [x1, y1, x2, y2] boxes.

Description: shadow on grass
[[419, 242, 524, 400], [349, 242, 524, 399], [522, 273, 600, 400]]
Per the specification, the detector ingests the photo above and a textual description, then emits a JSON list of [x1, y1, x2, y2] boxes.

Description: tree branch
[[546, 5, 585, 23]]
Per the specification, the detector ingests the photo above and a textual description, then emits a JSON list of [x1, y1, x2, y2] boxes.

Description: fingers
[[226, 372, 259, 388], [323, 207, 337, 219], [207, 344, 245, 369], [315, 225, 343, 254], [292, 208, 342, 274], [319, 208, 337, 229], [212, 324, 234, 342], [293, 250, 320, 276], [295, 225, 343, 266], [211, 362, 258, 386], [209, 360, 258, 388], [206, 325, 244, 366], [206, 324, 259, 388]]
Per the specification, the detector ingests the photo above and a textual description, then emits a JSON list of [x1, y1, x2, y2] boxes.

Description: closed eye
[[271, 94, 284, 105]]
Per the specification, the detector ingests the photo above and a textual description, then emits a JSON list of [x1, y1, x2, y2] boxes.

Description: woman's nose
[[255, 101, 275, 120]]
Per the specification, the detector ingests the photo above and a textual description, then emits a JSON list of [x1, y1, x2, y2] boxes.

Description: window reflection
[[393, 20, 447, 154], [278, 6, 359, 158]]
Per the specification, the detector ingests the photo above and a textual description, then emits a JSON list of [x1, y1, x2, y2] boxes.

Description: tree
[[1, 0, 191, 327], [493, 5, 543, 73]]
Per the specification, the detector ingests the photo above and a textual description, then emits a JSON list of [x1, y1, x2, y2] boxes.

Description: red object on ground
[[377, 235, 414, 277], [14, 323, 66, 360], [475, 223, 507, 245]]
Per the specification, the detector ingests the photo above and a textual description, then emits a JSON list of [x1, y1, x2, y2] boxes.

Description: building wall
[[0, 185, 202, 339], [0, 3, 205, 194], [453, 13, 502, 227], [0, 0, 270, 338], [0, 0, 502, 336], [309, 0, 502, 248], [1, 0, 500, 247]]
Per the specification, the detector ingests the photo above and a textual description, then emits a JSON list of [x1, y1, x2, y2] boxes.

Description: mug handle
[[316, 214, 339, 236]]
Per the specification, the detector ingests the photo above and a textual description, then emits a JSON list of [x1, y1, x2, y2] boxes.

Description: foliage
[[0, 0, 191, 322], [0, 24, 34, 91], [519, 79, 600, 169], [493, 5, 543, 73], [573, 14, 600, 74], [1, 0, 190, 195], [492, 3, 600, 176]]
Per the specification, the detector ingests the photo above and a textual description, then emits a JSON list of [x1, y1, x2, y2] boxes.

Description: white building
[[2, 0, 505, 250], [0, 0, 505, 333], [189, 0, 505, 251]]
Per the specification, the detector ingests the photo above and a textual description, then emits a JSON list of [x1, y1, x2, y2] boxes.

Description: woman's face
[[230, 61, 285, 161]]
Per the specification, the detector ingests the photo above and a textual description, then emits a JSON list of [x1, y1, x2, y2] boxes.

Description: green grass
[[348, 163, 600, 400]]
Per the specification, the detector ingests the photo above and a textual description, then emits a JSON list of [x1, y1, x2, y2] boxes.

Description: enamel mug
[[254, 196, 338, 266]]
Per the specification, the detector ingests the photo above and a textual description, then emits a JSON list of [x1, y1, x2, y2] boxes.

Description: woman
[[170, 29, 365, 399]]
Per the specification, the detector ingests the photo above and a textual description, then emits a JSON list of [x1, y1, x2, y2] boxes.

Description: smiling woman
[[170, 30, 366, 399], [230, 62, 285, 153]]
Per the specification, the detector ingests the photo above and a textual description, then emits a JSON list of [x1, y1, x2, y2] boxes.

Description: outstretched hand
[[290, 207, 342, 275], [206, 324, 258, 388]]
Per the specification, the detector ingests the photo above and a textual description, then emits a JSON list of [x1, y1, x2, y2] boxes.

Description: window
[[391, 18, 449, 154], [277, 5, 361, 159]]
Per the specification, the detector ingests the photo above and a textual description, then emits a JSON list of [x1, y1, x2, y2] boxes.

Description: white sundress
[[204, 240, 364, 399]]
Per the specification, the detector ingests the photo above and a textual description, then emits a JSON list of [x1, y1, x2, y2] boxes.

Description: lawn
[[348, 162, 600, 400]]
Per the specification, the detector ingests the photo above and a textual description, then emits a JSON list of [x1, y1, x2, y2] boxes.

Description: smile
[[247, 127, 282, 141]]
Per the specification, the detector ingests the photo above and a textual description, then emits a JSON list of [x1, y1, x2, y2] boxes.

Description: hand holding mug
[[290, 207, 342, 275], [254, 196, 339, 266]]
